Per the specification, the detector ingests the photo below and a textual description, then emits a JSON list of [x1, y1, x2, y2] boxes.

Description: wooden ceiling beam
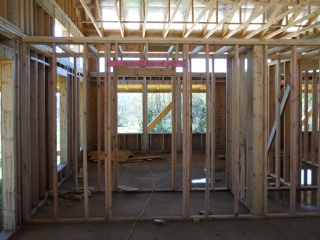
[[163, 0, 181, 38], [204, 0, 246, 38], [225, 0, 281, 39], [113, 0, 124, 37], [244, 0, 312, 39], [184, 0, 216, 38], [78, 0, 103, 37], [281, 20, 320, 39], [201, 0, 216, 37], [182, 0, 193, 36], [262, 7, 320, 39]]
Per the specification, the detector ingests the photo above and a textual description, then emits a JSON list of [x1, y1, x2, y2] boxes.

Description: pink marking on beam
[[107, 60, 186, 67]]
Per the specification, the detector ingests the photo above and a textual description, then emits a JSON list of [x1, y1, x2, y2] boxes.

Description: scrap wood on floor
[[88, 150, 163, 163]]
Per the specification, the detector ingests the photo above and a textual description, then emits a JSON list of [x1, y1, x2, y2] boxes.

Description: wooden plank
[[205, 44, 210, 218], [233, 45, 240, 216], [283, 62, 291, 183], [226, 58, 232, 190], [142, 77, 148, 151], [104, 43, 112, 219], [82, 44, 89, 219], [239, 53, 246, 199], [30, 53, 39, 207], [147, 102, 172, 132], [182, 44, 190, 218], [275, 60, 281, 188], [267, 84, 291, 152], [303, 71, 308, 186], [21, 44, 30, 221], [60, 76, 68, 165], [113, 45, 119, 190], [252, 45, 266, 215], [73, 57, 79, 191], [318, 57, 320, 212], [51, 43, 58, 219], [210, 53, 216, 190], [246, 50, 253, 208], [171, 44, 178, 189], [1, 59, 17, 230], [107, 60, 186, 67], [96, 57, 101, 191], [311, 70, 317, 165], [290, 46, 298, 215]]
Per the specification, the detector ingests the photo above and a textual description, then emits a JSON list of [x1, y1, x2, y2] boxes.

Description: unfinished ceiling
[[72, 0, 320, 39]]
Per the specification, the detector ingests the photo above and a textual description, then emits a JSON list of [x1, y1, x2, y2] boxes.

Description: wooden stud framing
[[113, 43, 119, 190], [1, 59, 17, 230], [21, 43, 30, 221], [205, 44, 210, 218], [51, 43, 58, 219], [233, 45, 240, 216], [104, 43, 112, 219], [171, 44, 178, 190], [97, 57, 102, 192], [226, 58, 232, 190], [60, 75, 68, 165], [142, 76, 148, 151], [283, 61, 291, 183], [275, 59, 281, 188], [246, 50, 253, 208], [30, 53, 39, 207], [182, 44, 190, 218], [82, 43, 89, 219], [252, 45, 266, 215], [73, 57, 79, 191], [318, 57, 320, 211], [38, 54, 46, 199], [210, 55, 216, 191], [239, 53, 246, 199], [311, 70, 317, 166], [290, 46, 298, 215], [303, 70, 308, 186]]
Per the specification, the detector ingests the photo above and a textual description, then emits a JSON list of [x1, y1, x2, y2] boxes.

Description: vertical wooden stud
[[226, 58, 232, 190], [1, 59, 17, 230], [73, 57, 79, 191], [210, 55, 216, 191], [182, 44, 190, 218], [205, 44, 210, 218], [252, 45, 266, 216], [275, 59, 281, 188], [97, 57, 101, 191], [113, 43, 119, 190], [303, 70, 308, 186], [104, 43, 112, 219], [82, 43, 89, 219], [290, 46, 298, 215]]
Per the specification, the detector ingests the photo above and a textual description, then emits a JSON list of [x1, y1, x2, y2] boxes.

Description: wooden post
[[51, 43, 58, 219], [318, 57, 320, 212], [113, 43, 119, 190], [303, 70, 308, 186], [226, 58, 232, 190], [60, 76, 68, 165], [104, 43, 112, 219], [82, 43, 89, 219], [246, 50, 253, 208], [73, 57, 79, 191], [290, 46, 298, 215], [252, 45, 266, 216], [97, 57, 101, 191], [239, 53, 246, 199], [275, 60, 281, 188], [233, 45, 240, 216], [1, 59, 17, 230], [30, 54, 39, 207], [311, 70, 317, 185], [38, 55, 46, 199], [268, 65, 275, 174], [182, 44, 190, 218], [210, 55, 216, 191], [142, 77, 148, 151], [21, 43, 30, 221], [205, 44, 210, 217], [171, 44, 178, 190], [283, 61, 291, 183]]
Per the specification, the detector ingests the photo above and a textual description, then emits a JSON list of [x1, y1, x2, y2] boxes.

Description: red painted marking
[[107, 60, 186, 67]]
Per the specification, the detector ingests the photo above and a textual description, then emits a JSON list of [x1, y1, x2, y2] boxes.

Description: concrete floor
[[10, 217, 320, 240]]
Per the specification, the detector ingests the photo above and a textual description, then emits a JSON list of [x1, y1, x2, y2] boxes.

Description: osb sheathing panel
[[215, 82, 226, 150]]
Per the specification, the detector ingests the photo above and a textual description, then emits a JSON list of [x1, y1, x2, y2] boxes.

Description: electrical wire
[[125, 162, 156, 240]]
